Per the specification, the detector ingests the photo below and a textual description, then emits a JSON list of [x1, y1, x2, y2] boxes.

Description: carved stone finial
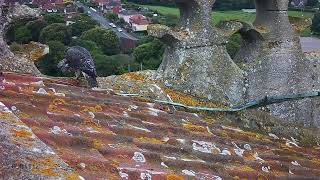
[[0, 4, 41, 75], [235, 0, 314, 125], [149, 0, 244, 105]]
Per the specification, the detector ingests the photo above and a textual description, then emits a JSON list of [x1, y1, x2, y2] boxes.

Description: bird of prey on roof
[[57, 46, 98, 88]]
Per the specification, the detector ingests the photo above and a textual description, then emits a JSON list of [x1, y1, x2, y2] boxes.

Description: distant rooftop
[[119, 9, 139, 16]]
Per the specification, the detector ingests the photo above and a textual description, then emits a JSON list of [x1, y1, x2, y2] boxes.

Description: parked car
[[90, 7, 97, 12], [117, 28, 123, 32], [109, 23, 116, 28]]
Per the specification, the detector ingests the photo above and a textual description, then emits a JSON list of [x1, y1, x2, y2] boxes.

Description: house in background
[[64, 3, 77, 14], [64, 4, 78, 26], [129, 14, 149, 32], [4, 0, 32, 5], [118, 10, 139, 23], [93, 0, 107, 9], [103, 0, 121, 14], [64, 12, 78, 25], [42, 2, 58, 13]]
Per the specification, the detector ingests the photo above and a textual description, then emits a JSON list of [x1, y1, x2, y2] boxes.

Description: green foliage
[[305, 0, 319, 7], [43, 13, 65, 24], [26, 19, 48, 42], [214, 0, 255, 10], [105, 13, 119, 22], [36, 41, 66, 76], [133, 38, 164, 70], [80, 27, 120, 55], [39, 23, 72, 45], [6, 18, 34, 43], [126, 0, 175, 7], [10, 42, 23, 52], [70, 38, 103, 55], [15, 26, 32, 44], [311, 11, 320, 35], [128, 0, 255, 10], [226, 33, 242, 59], [71, 14, 99, 37], [95, 54, 138, 76]]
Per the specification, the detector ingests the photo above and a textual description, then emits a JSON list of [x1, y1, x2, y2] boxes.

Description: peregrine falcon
[[57, 46, 98, 87]]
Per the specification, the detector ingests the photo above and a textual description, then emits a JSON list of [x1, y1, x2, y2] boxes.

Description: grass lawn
[[140, 5, 314, 24]]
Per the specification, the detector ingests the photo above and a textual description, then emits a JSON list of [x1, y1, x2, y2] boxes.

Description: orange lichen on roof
[[11, 128, 33, 138], [31, 157, 61, 177], [163, 86, 227, 108], [183, 123, 207, 132], [121, 72, 148, 82]]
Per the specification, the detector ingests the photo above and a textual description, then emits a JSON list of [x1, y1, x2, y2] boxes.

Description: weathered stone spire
[[149, 0, 244, 105], [0, 4, 42, 75], [0, 2, 13, 58], [235, 0, 314, 126]]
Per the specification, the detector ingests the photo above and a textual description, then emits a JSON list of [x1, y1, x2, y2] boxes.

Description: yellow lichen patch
[[83, 118, 100, 128], [53, 98, 67, 105], [163, 87, 227, 108], [48, 104, 58, 111], [31, 157, 60, 177], [35, 168, 59, 177], [81, 106, 97, 112], [92, 139, 104, 149], [64, 172, 80, 180], [15, 111, 30, 119], [166, 174, 184, 180], [121, 72, 147, 82], [183, 123, 206, 132], [311, 158, 320, 165], [95, 105, 103, 112], [21, 86, 35, 93], [11, 128, 32, 138], [137, 137, 164, 144], [0, 111, 12, 119], [255, 26, 269, 34]]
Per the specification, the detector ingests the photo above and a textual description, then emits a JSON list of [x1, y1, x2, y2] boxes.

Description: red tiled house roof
[[130, 15, 149, 25], [0, 72, 320, 179]]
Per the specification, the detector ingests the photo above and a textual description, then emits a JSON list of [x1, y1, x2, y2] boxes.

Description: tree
[[43, 13, 65, 24], [77, 7, 85, 13], [26, 19, 48, 42], [133, 38, 164, 70], [36, 41, 66, 76], [306, 0, 319, 7], [226, 33, 242, 59], [80, 27, 120, 55], [311, 11, 320, 35], [39, 23, 72, 45], [6, 17, 34, 43], [71, 14, 99, 37], [94, 53, 138, 76], [15, 26, 32, 44], [105, 13, 119, 23], [70, 38, 103, 55]]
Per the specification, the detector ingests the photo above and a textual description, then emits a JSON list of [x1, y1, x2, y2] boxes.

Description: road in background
[[300, 37, 320, 52], [75, 2, 138, 41]]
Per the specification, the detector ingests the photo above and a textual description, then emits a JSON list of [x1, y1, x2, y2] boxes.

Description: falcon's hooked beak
[[57, 59, 70, 73]]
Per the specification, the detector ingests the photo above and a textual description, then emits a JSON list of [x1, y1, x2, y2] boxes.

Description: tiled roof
[[0, 72, 320, 179], [130, 15, 149, 25]]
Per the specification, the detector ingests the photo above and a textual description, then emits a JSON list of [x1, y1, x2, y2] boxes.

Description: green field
[[140, 5, 314, 24]]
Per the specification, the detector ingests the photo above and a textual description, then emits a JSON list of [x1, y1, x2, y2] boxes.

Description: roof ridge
[[0, 100, 80, 179]]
